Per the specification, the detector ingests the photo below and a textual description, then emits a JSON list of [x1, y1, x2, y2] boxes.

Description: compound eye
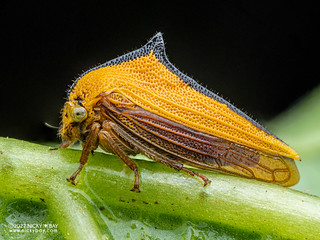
[[71, 107, 87, 122]]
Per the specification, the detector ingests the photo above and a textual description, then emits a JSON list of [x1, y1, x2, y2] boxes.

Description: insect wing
[[98, 92, 299, 186]]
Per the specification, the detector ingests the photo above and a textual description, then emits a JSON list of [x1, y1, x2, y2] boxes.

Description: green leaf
[[267, 85, 320, 196], [1, 137, 320, 240]]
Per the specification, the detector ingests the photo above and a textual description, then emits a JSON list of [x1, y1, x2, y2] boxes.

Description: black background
[[1, 1, 318, 142]]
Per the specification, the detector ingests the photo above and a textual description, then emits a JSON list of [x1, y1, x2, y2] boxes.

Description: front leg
[[67, 122, 100, 185], [98, 121, 140, 192]]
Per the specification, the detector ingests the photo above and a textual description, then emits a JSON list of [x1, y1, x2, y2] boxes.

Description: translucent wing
[[98, 92, 300, 187]]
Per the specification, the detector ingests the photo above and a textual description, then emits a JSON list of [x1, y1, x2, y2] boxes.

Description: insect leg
[[99, 121, 140, 192], [67, 122, 100, 185], [181, 167, 211, 186]]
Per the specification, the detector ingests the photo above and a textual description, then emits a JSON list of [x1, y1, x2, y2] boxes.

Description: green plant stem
[[1, 137, 320, 239]]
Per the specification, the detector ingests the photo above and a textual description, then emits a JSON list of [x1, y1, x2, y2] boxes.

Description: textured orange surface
[[67, 51, 300, 161]]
